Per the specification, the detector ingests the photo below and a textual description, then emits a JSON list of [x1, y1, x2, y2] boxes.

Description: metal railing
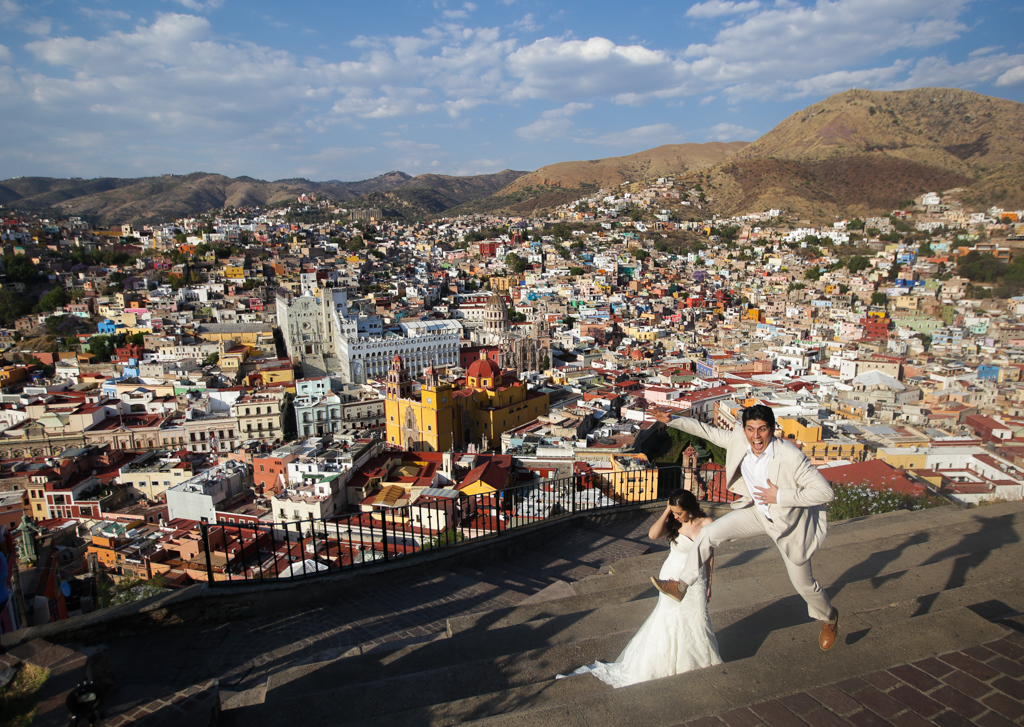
[[197, 463, 735, 586]]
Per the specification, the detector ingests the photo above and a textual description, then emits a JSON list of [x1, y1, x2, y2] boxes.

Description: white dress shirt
[[740, 438, 775, 520]]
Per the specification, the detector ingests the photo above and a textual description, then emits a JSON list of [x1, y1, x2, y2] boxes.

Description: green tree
[[88, 334, 114, 361], [0, 287, 32, 326], [804, 267, 822, 281], [846, 256, 871, 274], [2, 255, 40, 284], [37, 287, 71, 313], [871, 291, 887, 307], [205, 353, 220, 366], [568, 266, 585, 276], [887, 262, 903, 282], [504, 252, 527, 275]]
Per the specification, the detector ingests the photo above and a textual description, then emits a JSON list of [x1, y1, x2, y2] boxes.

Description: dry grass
[[0, 663, 49, 727]]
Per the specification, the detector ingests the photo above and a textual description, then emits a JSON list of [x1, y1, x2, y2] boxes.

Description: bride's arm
[[648, 503, 673, 540], [706, 547, 714, 602]]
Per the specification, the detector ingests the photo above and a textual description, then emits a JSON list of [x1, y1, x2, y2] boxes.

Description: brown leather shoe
[[650, 577, 687, 602], [819, 608, 839, 651]]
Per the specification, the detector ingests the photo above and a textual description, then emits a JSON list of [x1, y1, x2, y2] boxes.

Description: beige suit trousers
[[678, 505, 833, 621]]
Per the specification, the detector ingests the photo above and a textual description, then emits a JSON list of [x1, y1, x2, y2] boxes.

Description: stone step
[[446, 510, 1024, 637], [460, 606, 1007, 727], [447, 576, 656, 636], [261, 528, 1024, 713], [448, 564, 551, 596], [259, 598, 883, 727], [101, 679, 220, 727], [266, 602, 1006, 727]]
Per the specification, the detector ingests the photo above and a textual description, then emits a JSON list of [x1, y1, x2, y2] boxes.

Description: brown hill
[[694, 88, 1024, 218], [449, 142, 746, 217], [506, 142, 748, 191], [0, 169, 527, 226]]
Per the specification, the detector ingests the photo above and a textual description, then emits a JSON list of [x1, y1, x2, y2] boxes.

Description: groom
[[652, 405, 840, 650]]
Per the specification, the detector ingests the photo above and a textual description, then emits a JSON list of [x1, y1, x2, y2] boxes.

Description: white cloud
[[0, 43, 11, 63], [512, 13, 540, 32], [686, 1, 761, 19], [996, 65, 1024, 87], [384, 139, 443, 151], [78, 7, 132, 22], [705, 122, 759, 141], [515, 102, 591, 140], [507, 37, 692, 103], [23, 16, 50, 35], [969, 46, 1002, 58], [576, 123, 681, 147], [442, 2, 476, 19]]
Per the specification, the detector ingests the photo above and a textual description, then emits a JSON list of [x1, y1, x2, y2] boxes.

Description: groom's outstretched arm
[[654, 411, 733, 449]]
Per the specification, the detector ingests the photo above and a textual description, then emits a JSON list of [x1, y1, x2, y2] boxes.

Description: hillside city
[[1, 175, 1023, 623]]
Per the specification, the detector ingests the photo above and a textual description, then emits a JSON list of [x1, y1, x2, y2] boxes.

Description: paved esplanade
[[74, 502, 1024, 726]]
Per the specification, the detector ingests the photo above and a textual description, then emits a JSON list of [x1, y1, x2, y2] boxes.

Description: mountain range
[[2, 87, 1022, 226]]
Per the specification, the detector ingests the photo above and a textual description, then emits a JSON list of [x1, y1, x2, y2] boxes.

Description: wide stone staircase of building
[[216, 501, 1024, 727]]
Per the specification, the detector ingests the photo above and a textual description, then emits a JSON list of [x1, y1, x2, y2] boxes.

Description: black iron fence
[[197, 463, 734, 586]]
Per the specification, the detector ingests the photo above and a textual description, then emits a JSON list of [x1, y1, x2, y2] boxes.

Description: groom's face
[[743, 418, 773, 456]]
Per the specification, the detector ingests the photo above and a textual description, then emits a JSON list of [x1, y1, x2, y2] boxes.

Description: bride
[[559, 489, 722, 688]]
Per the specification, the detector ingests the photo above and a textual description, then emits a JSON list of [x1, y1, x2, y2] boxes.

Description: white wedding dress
[[559, 534, 722, 688]]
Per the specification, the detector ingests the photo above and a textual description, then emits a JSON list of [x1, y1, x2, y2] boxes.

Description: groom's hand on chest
[[755, 478, 779, 504]]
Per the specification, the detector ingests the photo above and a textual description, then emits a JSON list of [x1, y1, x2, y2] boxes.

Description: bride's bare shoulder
[[697, 516, 714, 531]]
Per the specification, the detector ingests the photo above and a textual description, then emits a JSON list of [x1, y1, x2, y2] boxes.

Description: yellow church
[[384, 353, 549, 452]]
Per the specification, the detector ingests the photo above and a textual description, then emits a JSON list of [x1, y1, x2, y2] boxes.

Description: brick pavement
[[679, 622, 1024, 727], [98, 509, 660, 710]]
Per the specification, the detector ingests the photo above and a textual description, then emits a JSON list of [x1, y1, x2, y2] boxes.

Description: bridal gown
[[560, 533, 722, 688]]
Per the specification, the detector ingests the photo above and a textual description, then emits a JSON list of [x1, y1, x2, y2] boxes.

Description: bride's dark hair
[[665, 489, 708, 544]]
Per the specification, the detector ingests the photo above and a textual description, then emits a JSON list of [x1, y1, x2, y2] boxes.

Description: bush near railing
[[827, 483, 949, 521]]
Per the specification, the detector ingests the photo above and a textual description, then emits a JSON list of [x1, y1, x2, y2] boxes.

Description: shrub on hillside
[[827, 483, 948, 521]]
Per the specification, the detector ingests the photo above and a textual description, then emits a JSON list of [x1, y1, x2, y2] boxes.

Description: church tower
[[385, 354, 414, 400]]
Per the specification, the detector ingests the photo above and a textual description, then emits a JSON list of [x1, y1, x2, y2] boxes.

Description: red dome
[[467, 357, 502, 379]]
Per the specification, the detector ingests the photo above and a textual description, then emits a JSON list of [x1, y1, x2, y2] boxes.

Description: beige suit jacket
[[669, 417, 834, 565]]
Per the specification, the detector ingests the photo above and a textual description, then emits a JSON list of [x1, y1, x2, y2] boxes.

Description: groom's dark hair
[[741, 404, 776, 430]]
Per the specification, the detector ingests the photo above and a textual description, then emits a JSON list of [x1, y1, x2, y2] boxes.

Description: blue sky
[[1, 0, 1023, 182]]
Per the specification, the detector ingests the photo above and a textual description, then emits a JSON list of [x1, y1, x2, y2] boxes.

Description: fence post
[[201, 522, 216, 586]]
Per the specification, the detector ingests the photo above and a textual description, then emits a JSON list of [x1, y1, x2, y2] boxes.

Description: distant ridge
[[0, 169, 526, 226]]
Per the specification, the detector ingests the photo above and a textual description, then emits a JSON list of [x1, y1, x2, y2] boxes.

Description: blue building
[[977, 364, 999, 382]]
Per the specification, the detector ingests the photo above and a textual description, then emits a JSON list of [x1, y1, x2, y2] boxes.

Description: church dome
[[467, 357, 502, 379], [485, 294, 508, 312]]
